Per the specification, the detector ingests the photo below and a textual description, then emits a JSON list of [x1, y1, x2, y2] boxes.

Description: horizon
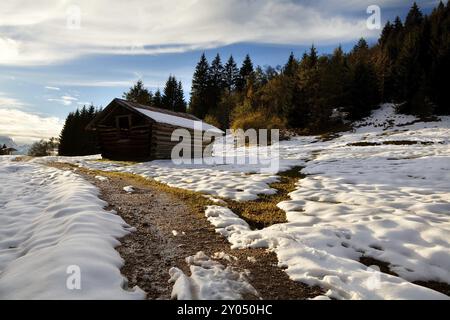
[[0, 0, 439, 144]]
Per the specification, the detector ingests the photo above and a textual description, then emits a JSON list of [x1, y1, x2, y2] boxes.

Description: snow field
[[0, 158, 145, 299]]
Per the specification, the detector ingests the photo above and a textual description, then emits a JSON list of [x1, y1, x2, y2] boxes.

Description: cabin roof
[[87, 98, 223, 134]]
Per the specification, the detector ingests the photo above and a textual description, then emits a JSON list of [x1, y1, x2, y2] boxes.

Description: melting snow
[[0, 158, 145, 299], [168, 251, 258, 300], [31, 104, 450, 299]]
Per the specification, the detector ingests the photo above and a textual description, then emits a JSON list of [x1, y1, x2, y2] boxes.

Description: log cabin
[[86, 98, 223, 161], [0, 145, 17, 155]]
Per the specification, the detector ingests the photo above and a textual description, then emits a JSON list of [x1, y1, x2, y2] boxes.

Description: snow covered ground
[[5, 104, 450, 299], [0, 157, 144, 299]]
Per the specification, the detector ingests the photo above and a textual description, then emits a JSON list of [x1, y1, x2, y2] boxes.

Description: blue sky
[[0, 0, 439, 143]]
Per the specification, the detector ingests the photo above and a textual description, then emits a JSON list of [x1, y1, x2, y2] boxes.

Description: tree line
[[58, 105, 101, 156], [185, 2, 450, 132]]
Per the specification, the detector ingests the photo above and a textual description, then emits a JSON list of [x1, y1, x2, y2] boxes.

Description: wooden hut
[[86, 98, 223, 161], [0, 145, 17, 155]]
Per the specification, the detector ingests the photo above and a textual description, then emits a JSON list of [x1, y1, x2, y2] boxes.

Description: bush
[[28, 138, 59, 157], [231, 110, 286, 131], [203, 114, 221, 129]]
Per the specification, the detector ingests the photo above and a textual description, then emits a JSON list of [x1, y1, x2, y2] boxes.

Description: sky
[[0, 0, 439, 144]]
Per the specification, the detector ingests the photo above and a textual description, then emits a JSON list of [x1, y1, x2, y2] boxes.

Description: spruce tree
[[189, 53, 210, 118], [153, 89, 163, 108], [283, 52, 297, 77], [236, 54, 254, 91], [162, 76, 186, 112], [405, 2, 424, 28], [122, 80, 153, 105], [58, 105, 100, 156], [223, 55, 239, 93]]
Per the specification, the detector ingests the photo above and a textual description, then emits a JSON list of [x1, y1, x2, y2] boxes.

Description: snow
[[133, 107, 223, 134], [0, 157, 145, 299], [201, 105, 450, 299], [95, 175, 108, 182], [123, 185, 135, 193], [37, 156, 282, 202], [33, 104, 450, 300], [168, 251, 258, 300]]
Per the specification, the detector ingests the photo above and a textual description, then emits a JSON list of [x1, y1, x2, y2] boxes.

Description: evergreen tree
[[162, 76, 186, 112], [58, 105, 101, 156], [209, 54, 225, 91], [283, 52, 298, 76], [405, 2, 424, 28], [236, 54, 254, 91], [223, 55, 239, 93], [189, 53, 210, 118], [153, 89, 163, 108], [122, 80, 153, 105], [175, 81, 187, 113]]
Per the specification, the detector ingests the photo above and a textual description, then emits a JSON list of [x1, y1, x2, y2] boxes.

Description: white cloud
[[48, 95, 78, 106], [0, 93, 27, 109], [45, 86, 60, 90], [0, 95, 63, 144], [0, 0, 384, 66]]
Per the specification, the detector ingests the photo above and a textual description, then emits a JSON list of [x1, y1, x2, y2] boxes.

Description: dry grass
[[89, 158, 139, 166], [50, 162, 304, 230], [50, 163, 214, 219], [347, 140, 434, 147], [223, 166, 304, 229]]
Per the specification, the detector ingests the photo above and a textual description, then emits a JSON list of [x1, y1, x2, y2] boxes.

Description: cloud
[[45, 86, 60, 90], [0, 93, 27, 109], [48, 94, 78, 106], [0, 94, 63, 144], [0, 0, 389, 66]]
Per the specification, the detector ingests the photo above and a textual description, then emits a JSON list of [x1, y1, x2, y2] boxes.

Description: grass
[[49, 162, 305, 230], [89, 158, 139, 166], [89, 168, 213, 217], [223, 166, 305, 229], [347, 140, 434, 147]]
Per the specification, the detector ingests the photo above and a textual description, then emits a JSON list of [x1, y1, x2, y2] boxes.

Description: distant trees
[[58, 105, 100, 156], [161, 76, 186, 112], [122, 80, 153, 105], [123, 78, 187, 112], [376, 1, 450, 117], [28, 137, 59, 157], [187, 1, 450, 132]]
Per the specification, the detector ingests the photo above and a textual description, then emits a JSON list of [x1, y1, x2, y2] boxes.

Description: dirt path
[[49, 163, 322, 300]]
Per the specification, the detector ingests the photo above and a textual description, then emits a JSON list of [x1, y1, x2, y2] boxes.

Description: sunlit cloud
[[45, 86, 61, 90], [47, 94, 78, 106], [0, 94, 63, 144], [0, 0, 386, 66]]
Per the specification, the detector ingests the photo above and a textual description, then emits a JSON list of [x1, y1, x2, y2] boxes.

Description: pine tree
[[189, 53, 210, 118], [58, 105, 100, 156], [209, 54, 225, 91], [153, 89, 163, 108], [162, 76, 186, 112], [236, 54, 254, 91], [405, 2, 424, 28], [122, 80, 153, 105], [175, 81, 187, 113], [223, 55, 239, 93], [283, 52, 297, 76]]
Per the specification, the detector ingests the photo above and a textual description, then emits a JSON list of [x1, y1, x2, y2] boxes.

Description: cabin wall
[[95, 105, 152, 160], [151, 123, 213, 160], [97, 123, 152, 160]]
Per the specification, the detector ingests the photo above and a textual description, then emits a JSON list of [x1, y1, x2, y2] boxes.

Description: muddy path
[[49, 162, 322, 300]]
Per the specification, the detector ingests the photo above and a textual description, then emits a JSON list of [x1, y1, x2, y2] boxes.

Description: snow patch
[[0, 158, 145, 299], [168, 251, 258, 300]]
